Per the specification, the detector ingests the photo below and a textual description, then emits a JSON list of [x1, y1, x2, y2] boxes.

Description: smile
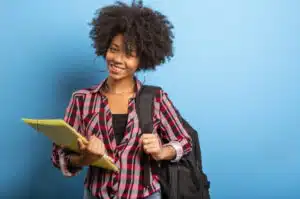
[[109, 63, 126, 73]]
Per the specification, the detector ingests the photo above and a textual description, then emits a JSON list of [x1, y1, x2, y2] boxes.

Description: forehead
[[110, 34, 136, 50], [111, 34, 124, 46]]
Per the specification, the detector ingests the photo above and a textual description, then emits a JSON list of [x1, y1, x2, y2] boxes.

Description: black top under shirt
[[112, 114, 128, 145]]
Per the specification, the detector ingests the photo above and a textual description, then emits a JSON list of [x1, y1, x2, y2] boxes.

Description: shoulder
[[141, 85, 171, 103], [69, 84, 100, 101], [141, 84, 163, 96], [151, 86, 177, 111]]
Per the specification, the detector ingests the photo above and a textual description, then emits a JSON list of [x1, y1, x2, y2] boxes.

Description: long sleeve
[[158, 90, 192, 161], [51, 92, 84, 177]]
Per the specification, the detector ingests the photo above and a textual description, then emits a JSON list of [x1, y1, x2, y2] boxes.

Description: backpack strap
[[135, 85, 161, 188]]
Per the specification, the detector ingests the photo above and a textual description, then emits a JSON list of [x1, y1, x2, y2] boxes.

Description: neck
[[106, 76, 135, 93]]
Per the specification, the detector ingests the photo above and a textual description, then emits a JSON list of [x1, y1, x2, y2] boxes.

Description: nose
[[113, 50, 124, 64]]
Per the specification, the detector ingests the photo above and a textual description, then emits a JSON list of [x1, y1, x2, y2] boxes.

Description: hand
[[77, 135, 106, 166], [141, 134, 163, 161]]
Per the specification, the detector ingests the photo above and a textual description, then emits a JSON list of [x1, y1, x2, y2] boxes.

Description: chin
[[108, 71, 134, 82], [108, 73, 125, 81]]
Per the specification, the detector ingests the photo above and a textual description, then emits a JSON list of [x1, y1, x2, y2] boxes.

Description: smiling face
[[105, 34, 140, 81]]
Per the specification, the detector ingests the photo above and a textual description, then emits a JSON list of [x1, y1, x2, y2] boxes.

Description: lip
[[109, 63, 125, 74]]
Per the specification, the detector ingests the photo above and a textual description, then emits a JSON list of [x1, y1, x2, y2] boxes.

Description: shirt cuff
[[163, 141, 183, 162], [58, 149, 82, 177]]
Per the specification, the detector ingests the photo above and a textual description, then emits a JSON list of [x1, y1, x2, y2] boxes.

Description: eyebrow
[[111, 43, 119, 48]]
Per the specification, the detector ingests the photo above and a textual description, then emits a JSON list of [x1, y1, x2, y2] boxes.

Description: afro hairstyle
[[89, 0, 174, 71]]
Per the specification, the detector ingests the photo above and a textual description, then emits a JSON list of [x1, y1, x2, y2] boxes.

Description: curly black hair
[[89, 0, 174, 71]]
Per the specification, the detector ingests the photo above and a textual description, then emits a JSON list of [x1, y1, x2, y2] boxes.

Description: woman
[[51, 1, 192, 199]]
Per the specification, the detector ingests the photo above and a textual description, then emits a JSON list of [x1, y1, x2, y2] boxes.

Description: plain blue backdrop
[[1, 0, 299, 198]]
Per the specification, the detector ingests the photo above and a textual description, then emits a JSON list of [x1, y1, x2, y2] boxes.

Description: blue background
[[1, 0, 299, 198]]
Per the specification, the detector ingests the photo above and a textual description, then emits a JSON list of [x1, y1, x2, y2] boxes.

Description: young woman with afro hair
[[51, 1, 192, 199]]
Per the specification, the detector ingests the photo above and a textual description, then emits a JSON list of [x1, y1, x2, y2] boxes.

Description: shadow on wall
[[28, 54, 107, 199]]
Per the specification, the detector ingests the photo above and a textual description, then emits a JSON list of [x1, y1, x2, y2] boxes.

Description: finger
[[100, 144, 106, 157], [87, 136, 98, 149], [141, 135, 154, 144], [145, 147, 160, 154], [143, 143, 158, 150], [141, 134, 151, 145], [144, 148, 150, 154], [95, 141, 104, 156], [89, 135, 96, 142], [77, 138, 86, 151], [142, 137, 158, 145], [144, 145, 160, 154], [142, 136, 155, 142], [143, 144, 159, 154], [141, 134, 156, 140], [87, 138, 104, 156], [87, 140, 94, 152], [90, 135, 102, 146]]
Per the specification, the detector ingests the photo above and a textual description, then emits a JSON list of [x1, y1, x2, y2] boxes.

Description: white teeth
[[111, 63, 124, 70]]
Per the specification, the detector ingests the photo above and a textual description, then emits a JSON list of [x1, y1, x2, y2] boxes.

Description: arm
[[158, 90, 192, 161], [51, 92, 84, 177], [158, 144, 177, 160]]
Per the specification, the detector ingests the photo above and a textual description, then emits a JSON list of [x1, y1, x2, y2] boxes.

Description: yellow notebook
[[22, 118, 119, 172]]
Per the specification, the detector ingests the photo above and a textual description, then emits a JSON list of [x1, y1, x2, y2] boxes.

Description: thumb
[[88, 135, 96, 141], [77, 138, 86, 151]]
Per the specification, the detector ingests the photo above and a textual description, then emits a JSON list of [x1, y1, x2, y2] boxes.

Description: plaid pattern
[[51, 78, 192, 199]]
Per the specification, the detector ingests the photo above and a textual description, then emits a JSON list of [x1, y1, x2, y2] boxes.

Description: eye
[[109, 47, 118, 53], [127, 51, 137, 58], [126, 53, 135, 58]]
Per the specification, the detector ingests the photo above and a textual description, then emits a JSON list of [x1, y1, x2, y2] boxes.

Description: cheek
[[105, 52, 113, 61], [126, 59, 140, 72]]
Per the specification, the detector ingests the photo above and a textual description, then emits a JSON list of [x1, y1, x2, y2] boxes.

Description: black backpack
[[136, 85, 211, 199]]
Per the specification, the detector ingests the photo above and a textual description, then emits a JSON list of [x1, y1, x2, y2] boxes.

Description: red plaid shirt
[[51, 78, 192, 199]]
